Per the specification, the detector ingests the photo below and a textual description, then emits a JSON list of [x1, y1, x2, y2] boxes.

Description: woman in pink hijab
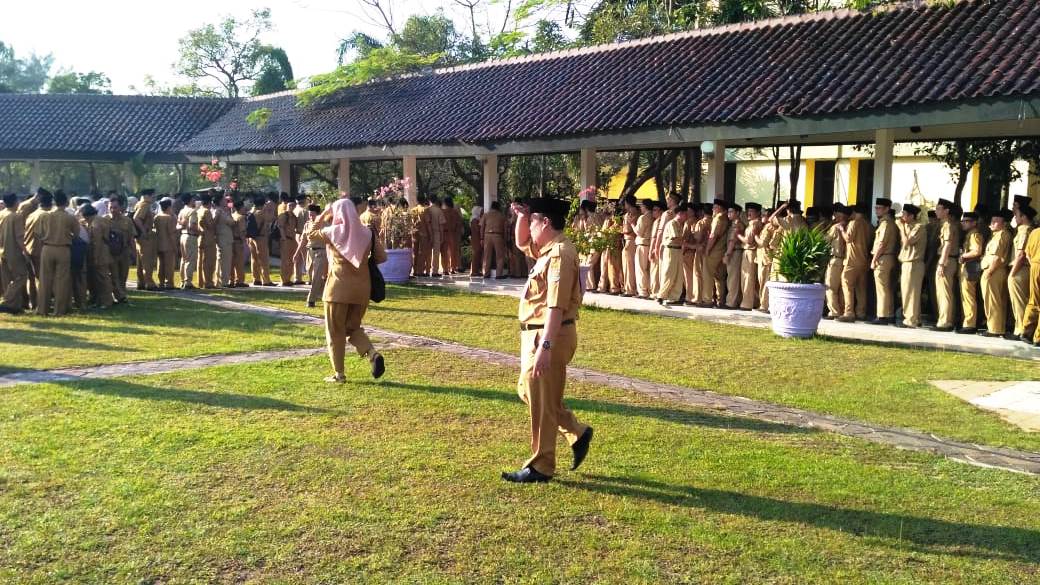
[[307, 197, 387, 382]]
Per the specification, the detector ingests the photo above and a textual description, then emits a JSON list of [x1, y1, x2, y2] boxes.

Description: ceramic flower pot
[[382, 248, 413, 284], [766, 281, 826, 338]]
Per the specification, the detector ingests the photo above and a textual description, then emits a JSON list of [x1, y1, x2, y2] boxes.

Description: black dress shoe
[[307, 301, 315, 308], [572, 427, 593, 471], [981, 331, 1004, 338], [501, 466, 551, 483], [253, 280, 262, 286], [956, 328, 977, 335], [371, 353, 385, 379], [929, 326, 954, 332], [1003, 333, 1021, 341]]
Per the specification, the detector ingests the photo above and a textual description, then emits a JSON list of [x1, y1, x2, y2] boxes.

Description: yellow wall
[[848, 159, 859, 206], [803, 160, 816, 207], [605, 168, 659, 200]]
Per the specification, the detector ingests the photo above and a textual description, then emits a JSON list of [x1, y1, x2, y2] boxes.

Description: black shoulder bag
[[369, 230, 386, 303]]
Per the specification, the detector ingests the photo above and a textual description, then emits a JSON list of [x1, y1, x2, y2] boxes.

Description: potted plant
[[374, 178, 413, 283], [766, 227, 830, 338]]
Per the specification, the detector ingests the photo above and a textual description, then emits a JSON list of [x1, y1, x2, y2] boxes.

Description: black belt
[[310, 246, 323, 251], [520, 319, 574, 331], [486, 231, 502, 235], [666, 245, 682, 249]]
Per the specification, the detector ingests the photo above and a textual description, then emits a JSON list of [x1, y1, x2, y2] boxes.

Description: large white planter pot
[[382, 248, 413, 284], [766, 281, 826, 338]]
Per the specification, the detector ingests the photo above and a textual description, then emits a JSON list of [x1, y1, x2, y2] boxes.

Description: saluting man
[[504, 197, 593, 484]]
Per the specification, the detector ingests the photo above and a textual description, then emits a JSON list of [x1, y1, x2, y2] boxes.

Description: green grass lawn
[[208, 285, 1040, 454], [0, 349, 1037, 583], [0, 292, 322, 373]]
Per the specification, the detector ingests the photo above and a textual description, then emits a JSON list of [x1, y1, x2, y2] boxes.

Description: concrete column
[[29, 159, 41, 193], [704, 141, 726, 202], [482, 155, 498, 210], [278, 162, 292, 194], [337, 158, 351, 195], [403, 155, 418, 206], [579, 148, 598, 200], [873, 128, 895, 223]]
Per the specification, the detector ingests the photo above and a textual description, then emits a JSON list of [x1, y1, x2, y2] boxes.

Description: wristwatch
[[541, 339, 551, 350]]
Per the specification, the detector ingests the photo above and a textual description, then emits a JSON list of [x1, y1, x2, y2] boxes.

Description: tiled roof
[[181, 0, 1040, 155], [0, 94, 234, 160]]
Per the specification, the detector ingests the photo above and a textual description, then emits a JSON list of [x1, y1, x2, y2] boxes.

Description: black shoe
[[0, 306, 22, 315], [501, 466, 551, 483], [981, 331, 1004, 338], [929, 325, 954, 332], [571, 427, 593, 471], [307, 302, 315, 308], [371, 353, 385, 379], [1022, 334, 1036, 344], [1003, 333, 1020, 341], [253, 280, 262, 286], [956, 328, 977, 335]]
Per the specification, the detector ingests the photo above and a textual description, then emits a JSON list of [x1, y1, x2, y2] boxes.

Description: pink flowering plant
[[200, 158, 225, 184]]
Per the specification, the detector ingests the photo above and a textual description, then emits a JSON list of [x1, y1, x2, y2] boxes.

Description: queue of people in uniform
[[569, 193, 1040, 346]]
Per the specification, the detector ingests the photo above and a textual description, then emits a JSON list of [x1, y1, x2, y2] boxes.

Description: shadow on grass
[[24, 319, 150, 335], [370, 305, 514, 320], [0, 328, 123, 352], [557, 474, 1040, 563], [59, 377, 328, 413], [360, 380, 815, 435]]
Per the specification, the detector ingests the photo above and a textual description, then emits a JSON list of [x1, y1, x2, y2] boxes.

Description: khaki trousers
[[90, 260, 113, 308], [111, 253, 130, 302], [482, 234, 508, 278], [757, 262, 772, 311], [429, 233, 443, 275], [873, 255, 896, 318], [622, 239, 637, 295], [27, 251, 40, 310], [517, 326, 586, 477], [279, 239, 297, 284], [841, 263, 868, 319], [1022, 263, 1040, 342], [699, 252, 724, 304], [294, 243, 308, 283], [469, 237, 483, 276], [935, 257, 959, 328], [739, 249, 759, 310], [649, 253, 661, 298], [1009, 268, 1030, 335], [307, 248, 328, 304], [683, 252, 697, 303], [231, 240, 246, 286], [900, 260, 925, 327], [0, 253, 28, 310], [37, 244, 71, 316], [249, 237, 272, 284], [825, 257, 845, 317], [157, 250, 176, 288], [725, 251, 743, 307], [599, 248, 622, 293], [584, 250, 601, 290], [216, 236, 233, 286], [180, 234, 198, 286], [199, 239, 217, 288], [659, 247, 685, 302], [136, 237, 157, 289], [959, 264, 979, 329], [324, 301, 374, 376], [981, 267, 1008, 335], [635, 245, 651, 297]]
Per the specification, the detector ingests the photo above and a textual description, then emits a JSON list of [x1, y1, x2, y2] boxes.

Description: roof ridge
[[0, 92, 236, 102]]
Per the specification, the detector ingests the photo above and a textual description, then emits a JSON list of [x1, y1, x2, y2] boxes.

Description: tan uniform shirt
[[897, 221, 924, 262], [178, 205, 200, 235], [24, 208, 48, 255], [39, 208, 79, 246], [727, 218, 746, 251], [197, 207, 216, 244], [827, 223, 846, 259], [307, 223, 386, 305], [1013, 224, 1032, 261], [756, 222, 777, 264], [481, 209, 506, 237], [276, 210, 297, 241], [962, 228, 983, 260], [845, 216, 870, 267], [518, 232, 581, 326], [0, 208, 25, 260], [108, 215, 135, 257], [428, 205, 445, 238], [133, 201, 155, 241], [743, 218, 762, 252], [662, 215, 685, 248], [939, 219, 961, 259], [86, 216, 113, 266], [872, 216, 898, 257], [982, 228, 1012, 270], [154, 212, 178, 252], [635, 213, 653, 245], [706, 213, 729, 255], [232, 212, 247, 242]]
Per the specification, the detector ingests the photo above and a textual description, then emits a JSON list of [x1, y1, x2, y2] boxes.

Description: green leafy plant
[[246, 107, 272, 130], [772, 227, 830, 284]]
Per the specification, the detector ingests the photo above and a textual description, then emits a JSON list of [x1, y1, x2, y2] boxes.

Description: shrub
[[773, 227, 831, 284]]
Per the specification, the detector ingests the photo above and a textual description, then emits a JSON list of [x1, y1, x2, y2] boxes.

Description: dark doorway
[[724, 162, 737, 203], [813, 161, 836, 208], [857, 160, 875, 204]]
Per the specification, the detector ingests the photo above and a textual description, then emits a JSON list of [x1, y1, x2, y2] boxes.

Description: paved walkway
[[933, 380, 1040, 432], [153, 289, 1040, 476]]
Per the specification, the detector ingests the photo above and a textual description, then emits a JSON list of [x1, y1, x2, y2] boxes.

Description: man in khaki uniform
[[215, 196, 236, 288], [682, 206, 703, 305], [36, 191, 79, 316], [80, 204, 114, 309], [275, 194, 299, 286], [410, 196, 431, 277], [196, 195, 218, 288], [230, 200, 249, 288], [133, 190, 158, 291], [896, 204, 925, 328], [249, 195, 274, 286], [1020, 220, 1040, 345], [837, 203, 870, 322], [651, 195, 679, 296], [441, 197, 463, 274], [648, 203, 664, 299], [426, 195, 445, 276], [823, 204, 848, 318], [296, 204, 327, 307], [177, 194, 199, 289], [621, 196, 639, 296], [107, 196, 134, 304], [870, 198, 898, 325], [699, 199, 729, 307], [0, 193, 30, 314], [754, 210, 779, 313], [956, 212, 984, 334], [980, 210, 1013, 337], [481, 201, 509, 278], [634, 199, 654, 298], [598, 211, 623, 295], [931, 199, 961, 331], [1008, 206, 1035, 338], [293, 194, 309, 284], [659, 203, 689, 305], [154, 198, 178, 289], [503, 197, 592, 483], [723, 203, 745, 309], [737, 202, 763, 310]]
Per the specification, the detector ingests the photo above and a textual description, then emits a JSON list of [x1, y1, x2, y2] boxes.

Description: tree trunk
[[681, 148, 694, 200], [691, 148, 703, 203], [953, 141, 969, 208], [772, 147, 781, 208], [449, 158, 483, 198], [789, 145, 802, 203]]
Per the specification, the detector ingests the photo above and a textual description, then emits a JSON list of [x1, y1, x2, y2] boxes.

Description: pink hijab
[[322, 198, 371, 268]]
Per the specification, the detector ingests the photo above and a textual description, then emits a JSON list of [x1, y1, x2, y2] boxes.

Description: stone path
[[157, 289, 1040, 476], [0, 348, 328, 389]]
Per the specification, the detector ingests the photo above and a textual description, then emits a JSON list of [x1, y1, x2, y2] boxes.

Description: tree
[[252, 47, 294, 96], [175, 8, 285, 98], [0, 41, 52, 93], [46, 70, 112, 94]]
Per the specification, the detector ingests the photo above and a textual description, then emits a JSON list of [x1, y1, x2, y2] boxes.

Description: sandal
[[324, 374, 346, 384]]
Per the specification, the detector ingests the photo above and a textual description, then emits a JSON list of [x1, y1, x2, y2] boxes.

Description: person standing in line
[[979, 210, 1013, 337], [293, 193, 309, 284], [276, 194, 299, 286], [196, 194, 218, 289], [956, 212, 984, 334], [469, 205, 484, 277], [107, 196, 134, 304], [896, 204, 925, 328], [837, 203, 871, 322], [230, 199, 249, 288], [80, 203, 114, 309], [620, 195, 639, 297], [35, 190, 79, 316], [737, 202, 763, 311], [177, 194, 199, 289], [154, 198, 178, 289], [0, 193, 30, 314], [870, 198, 898, 325], [931, 199, 961, 332], [1008, 206, 1036, 339], [214, 194, 236, 288], [481, 201, 509, 278], [658, 203, 689, 306], [823, 204, 848, 319], [297, 204, 327, 308], [133, 190, 158, 291], [723, 203, 745, 309], [634, 199, 654, 299]]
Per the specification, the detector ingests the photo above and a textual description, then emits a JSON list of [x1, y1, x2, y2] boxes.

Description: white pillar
[[278, 162, 292, 194], [579, 148, 597, 200], [337, 158, 351, 195], [403, 155, 418, 206], [29, 160, 41, 193], [873, 128, 895, 224], [482, 155, 498, 210], [704, 141, 726, 202]]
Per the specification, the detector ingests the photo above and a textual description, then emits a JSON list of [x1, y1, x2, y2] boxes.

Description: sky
[[0, 0, 534, 94]]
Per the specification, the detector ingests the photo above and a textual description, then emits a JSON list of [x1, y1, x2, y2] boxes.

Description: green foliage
[[773, 227, 830, 284], [396, 12, 463, 64], [175, 8, 275, 98], [299, 47, 440, 106], [246, 107, 273, 130], [0, 40, 53, 93], [251, 46, 294, 96], [337, 32, 384, 64], [46, 70, 111, 94]]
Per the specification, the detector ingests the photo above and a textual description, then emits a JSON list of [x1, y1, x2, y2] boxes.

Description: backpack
[[245, 212, 261, 238]]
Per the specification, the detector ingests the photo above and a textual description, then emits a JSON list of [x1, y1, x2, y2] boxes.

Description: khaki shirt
[[1026, 227, 1040, 264], [133, 201, 155, 241], [827, 222, 846, 260], [845, 216, 870, 267], [215, 208, 235, 242], [481, 209, 506, 237], [443, 207, 462, 236], [24, 207, 48, 255], [108, 215, 135, 258], [662, 216, 685, 248], [428, 205, 445, 239], [178, 205, 200, 236], [939, 219, 961, 259], [756, 222, 777, 265], [197, 207, 216, 244], [706, 213, 729, 256], [86, 215, 113, 266], [39, 207, 79, 247], [232, 212, 247, 242], [1013, 224, 1032, 257], [308, 225, 387, 305], [0, 208, 25, 260], [154, 212, 178, 252], [742, 218, 762, 251], [518, 233, 581, 326], [897, 221, 924, 263], [783, 214, 809, 234], [727, 218, 746, 251], [982, 228, 1012, 270], [294, 205, 308, 237], [623, 210, 638, 241], [634, 213, 653, 245], [872, 216, 898, 256], [962, 228, 983, 260], [276, 210, 297, 241]]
